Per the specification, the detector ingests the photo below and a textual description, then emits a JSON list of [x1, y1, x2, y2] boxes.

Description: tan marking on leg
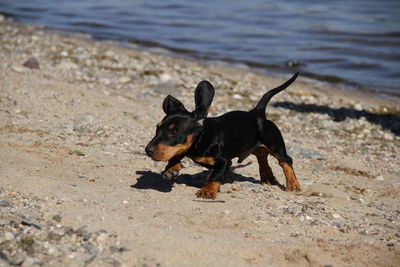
[[164, 162, 183, 173], [279, 161, 301, 191], [191, 157, 215, 166], [195, 182, 221, 199], [252, 146, 277, 185], [163, 156, 184, 179]]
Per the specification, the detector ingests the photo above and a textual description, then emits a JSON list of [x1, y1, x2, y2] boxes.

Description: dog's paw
[[195, 188, 217, 199], [286, 181, 301, 192], [261, 176, 278, 186], [161, 170, 179, 180], [195, 182, 221, 199]]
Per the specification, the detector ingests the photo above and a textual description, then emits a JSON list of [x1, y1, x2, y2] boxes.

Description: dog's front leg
[[161, 155, 185, 180], [195, 157, 232, 199]]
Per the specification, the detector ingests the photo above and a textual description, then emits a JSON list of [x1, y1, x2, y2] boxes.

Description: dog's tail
[[250, 72, 299, 118]]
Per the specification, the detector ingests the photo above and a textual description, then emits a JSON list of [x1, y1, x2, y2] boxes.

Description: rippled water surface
[[1, 0, 399, 96]]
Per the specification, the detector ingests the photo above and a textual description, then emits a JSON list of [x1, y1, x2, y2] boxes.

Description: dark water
[[1, 0, 400, 97]]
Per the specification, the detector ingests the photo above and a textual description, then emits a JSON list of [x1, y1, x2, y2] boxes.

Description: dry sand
[[1, 20, 399, 266]]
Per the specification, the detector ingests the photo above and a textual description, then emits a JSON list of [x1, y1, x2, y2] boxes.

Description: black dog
[[145, 73, 301, 199]]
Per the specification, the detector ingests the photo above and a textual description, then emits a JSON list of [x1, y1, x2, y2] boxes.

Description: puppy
[[145, 73, 301, 199]]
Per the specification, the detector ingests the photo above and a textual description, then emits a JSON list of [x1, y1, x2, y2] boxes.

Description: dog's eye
[[169, 128, 178, 135]]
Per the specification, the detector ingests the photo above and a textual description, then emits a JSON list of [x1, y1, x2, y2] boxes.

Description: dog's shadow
[[131, 171, 175, 192], [131, 162, 286, 192], [131, 171, 204, 192]]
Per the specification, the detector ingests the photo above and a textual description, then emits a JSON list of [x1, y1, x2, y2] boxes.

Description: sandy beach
[[1, 20, 399, 266]]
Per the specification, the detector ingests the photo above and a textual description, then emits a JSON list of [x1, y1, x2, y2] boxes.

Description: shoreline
[[4, 16, 400, 106], [1, 19, 399, 266], [51, 24, 400, 105]]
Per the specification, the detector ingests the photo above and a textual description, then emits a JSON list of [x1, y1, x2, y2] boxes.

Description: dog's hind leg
[[258, 119, 301, 191], [252, 146, 277, 185], [278, 158, 300, 191]]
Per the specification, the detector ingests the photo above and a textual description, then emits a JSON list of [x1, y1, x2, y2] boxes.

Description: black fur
[[145, 73, 301, 199]]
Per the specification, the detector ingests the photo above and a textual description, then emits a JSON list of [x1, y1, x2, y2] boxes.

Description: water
[[1, 0, 400, 97]]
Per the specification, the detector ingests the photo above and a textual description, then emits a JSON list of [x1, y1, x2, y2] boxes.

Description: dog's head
[[145, 81, 215, 161]]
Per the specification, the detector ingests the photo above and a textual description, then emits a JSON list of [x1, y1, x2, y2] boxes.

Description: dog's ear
[[162, 95, 188, 115], [192, 80, 215, 120]]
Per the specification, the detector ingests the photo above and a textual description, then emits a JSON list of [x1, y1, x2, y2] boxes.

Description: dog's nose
[[145, 146, 155, 156]]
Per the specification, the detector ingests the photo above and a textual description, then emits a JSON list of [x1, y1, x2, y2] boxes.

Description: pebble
[[0, 200, 11, 207], [159, 73, 172, 82], [60, 51, 69, 57], [105, 50, 117, 58], [97, 232, 108, 245], [232, 94, 243, 99], [332, 213, 342, 219], [21, 218, 43, 229], [58, 60, 78, 70], [23, 57, 40, 69], [0, 14, 5, 23], [342, 120, 357, 131], [118, 76, 131, 84], [354, 103, 363, 111], [8, 254, 25, 266], [305, 215, 313, 221], [52, 214, 62, 223], [47, 245, 57, 257], [4, 232, 14, 240], [12, 66, 28, 73], [383, 133, 394, 141]]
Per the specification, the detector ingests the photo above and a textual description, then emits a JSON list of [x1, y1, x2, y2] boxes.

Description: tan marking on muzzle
[[151, 134, 193, 161]]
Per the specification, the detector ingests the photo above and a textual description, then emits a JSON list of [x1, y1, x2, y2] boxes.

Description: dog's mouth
[[149, 153, 169, 162], [145, 135, 194, 161], [147, 144, 187, 161], [145, 145, 166, 161]]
